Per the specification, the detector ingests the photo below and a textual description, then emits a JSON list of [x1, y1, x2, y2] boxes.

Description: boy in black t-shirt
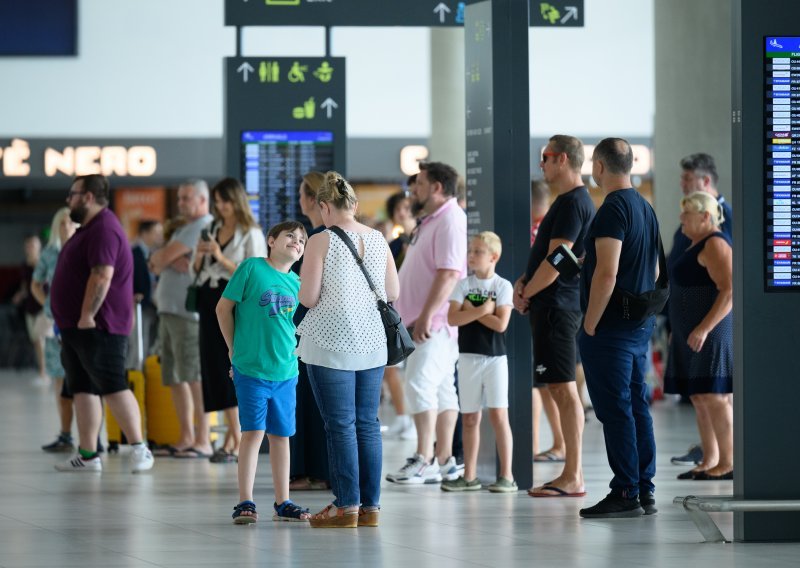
[[442, 232, 516, 493]]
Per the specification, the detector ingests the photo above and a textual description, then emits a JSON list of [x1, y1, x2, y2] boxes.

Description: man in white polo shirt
[[386, 162, 467, 484]]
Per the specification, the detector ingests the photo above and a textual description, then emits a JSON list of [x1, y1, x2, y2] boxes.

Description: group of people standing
[[32, 135, 733, 526]]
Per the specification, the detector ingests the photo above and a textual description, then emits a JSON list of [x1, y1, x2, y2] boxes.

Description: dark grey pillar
[[465, 0, 532, 490], [733, 0, 800, 542]]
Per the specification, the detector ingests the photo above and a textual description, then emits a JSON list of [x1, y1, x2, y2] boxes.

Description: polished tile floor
[[0, 370, 797, 568]]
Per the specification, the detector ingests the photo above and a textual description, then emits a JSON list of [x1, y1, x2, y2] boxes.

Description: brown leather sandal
[[357, 507, 379, 527], [308, 504, 358, 528]]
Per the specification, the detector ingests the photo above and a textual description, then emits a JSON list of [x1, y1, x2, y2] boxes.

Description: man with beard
[[50, 174, 153, 473], [386, 162, 467, 484]]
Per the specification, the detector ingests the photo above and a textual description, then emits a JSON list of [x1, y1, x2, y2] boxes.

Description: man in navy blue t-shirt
[[578, 138, 661, 519], [513, 134, 595, 498]]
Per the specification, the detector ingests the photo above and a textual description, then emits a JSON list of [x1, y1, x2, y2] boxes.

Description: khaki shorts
[[158, 313, 201, 386]]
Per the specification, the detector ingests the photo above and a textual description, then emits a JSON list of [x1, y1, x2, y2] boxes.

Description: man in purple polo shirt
[[50, 174, 154, 473], [386, 162, 467, 485]]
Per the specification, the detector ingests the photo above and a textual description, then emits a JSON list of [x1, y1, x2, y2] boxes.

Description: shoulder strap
[[329, 226, 380, 298], [655, 232, 668, 288]]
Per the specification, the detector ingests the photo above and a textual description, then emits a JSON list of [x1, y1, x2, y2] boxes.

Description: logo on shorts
[[535, 364, 547, 375], [259, 289, 296, 317]]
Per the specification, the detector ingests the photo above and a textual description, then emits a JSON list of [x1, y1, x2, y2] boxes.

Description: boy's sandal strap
[[274, 500, 310, 519], [232, 500, 257, 519]]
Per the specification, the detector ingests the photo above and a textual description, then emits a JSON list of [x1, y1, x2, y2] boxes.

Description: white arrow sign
[[561, 6, 578, 23], [320, 97, 338, 119], [237, 62, 255, 83], [433, 2, 451, 24]]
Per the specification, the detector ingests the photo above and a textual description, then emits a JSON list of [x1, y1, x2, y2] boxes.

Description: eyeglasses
[[66, 190, 86, 199], [540, 151, 562, 164]]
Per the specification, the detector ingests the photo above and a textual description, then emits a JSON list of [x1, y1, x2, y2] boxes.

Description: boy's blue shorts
[[232, 367, 298, 436]]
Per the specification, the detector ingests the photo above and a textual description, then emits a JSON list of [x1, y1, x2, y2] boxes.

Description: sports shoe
[[670, 444, 703, 466], [640, 492, 658, 515], [439, 456, 464, 481], [386, 454, 442, 484], [383, 415, 417, 440], [441, 476, 482, 492], [55, 454, 102, 472], [42, 433, 74, 453], [579, 493, 644, 519], [488, 477, 518, 493], [130, 444, 154, 473]]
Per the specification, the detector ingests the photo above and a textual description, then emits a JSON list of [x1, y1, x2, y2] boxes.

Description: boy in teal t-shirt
[[217, 220, 309, 524]]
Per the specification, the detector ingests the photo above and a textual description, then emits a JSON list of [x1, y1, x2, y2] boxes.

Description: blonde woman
[[297, 172, 399, 528], [32, 208, 79, 452], [666, 191, 733, 481], [193, 177, 267, 462]]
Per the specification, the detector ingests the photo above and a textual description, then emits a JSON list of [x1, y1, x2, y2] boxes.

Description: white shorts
[[404, 328, 459, 414], [457, 354, 509, 413]]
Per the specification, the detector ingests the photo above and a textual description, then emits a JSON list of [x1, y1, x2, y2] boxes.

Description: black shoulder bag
[[608, 233, 670, 321], [329, 226, 415, 366]]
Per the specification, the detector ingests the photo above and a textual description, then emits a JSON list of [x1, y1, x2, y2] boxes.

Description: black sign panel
[[225, 57, 346, 230], [465, 1, 494, 235], [224, 0, 583, 28]]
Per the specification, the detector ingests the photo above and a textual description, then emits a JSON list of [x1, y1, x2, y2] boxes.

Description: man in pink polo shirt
[[386, 162, 467, 485]]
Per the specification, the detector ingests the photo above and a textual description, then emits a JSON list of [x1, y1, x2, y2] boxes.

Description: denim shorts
[[232, 367, 298, 436]]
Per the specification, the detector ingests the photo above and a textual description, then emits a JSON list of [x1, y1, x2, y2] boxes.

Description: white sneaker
[[32, 375, 51, 388], [387, 453, 442, 484], [55, 454, 102, 472], [384, 415, 414, 438], [439, 456, 465, 481], [130, 444, 154, 473]]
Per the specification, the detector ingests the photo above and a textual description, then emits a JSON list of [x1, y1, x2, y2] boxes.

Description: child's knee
[[462, 412, 481, 427]]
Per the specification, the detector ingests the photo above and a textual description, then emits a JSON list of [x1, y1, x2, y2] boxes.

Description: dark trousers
[[578, 319, 656, 498]]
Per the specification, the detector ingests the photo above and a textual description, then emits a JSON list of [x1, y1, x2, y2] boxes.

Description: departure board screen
[[765, 37, 800, 289], [241, 131, 334, 231]]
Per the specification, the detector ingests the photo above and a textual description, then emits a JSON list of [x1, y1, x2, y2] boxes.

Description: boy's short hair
[[266, 220, 308, 254], [473, 231, 502, 258]]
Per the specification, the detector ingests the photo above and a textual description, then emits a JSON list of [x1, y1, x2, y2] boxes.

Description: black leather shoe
[[639, 492, 657, 515], [694, 470, 733, 481], [579, 493, 644, 518], [677, 469, 699, 480]]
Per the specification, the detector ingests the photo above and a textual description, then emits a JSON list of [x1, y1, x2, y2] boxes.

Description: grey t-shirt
[[155, 214, 213, 319]]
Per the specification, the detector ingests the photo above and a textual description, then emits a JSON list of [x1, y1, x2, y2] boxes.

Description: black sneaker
[[639, 492, 657, 515], [579, 493, 644, 519], [42, 434, 74, 453]]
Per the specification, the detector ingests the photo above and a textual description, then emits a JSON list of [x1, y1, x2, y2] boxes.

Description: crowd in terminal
[[9, 135, 732, 526]]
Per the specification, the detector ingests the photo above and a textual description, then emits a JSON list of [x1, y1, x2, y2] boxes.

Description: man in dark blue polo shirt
[[578, 138, 661, 518]]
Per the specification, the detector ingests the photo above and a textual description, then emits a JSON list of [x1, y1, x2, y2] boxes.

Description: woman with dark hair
[[193, 177, 267, 462], [289, 171, 331, 491], [297, 171, 399, 528]]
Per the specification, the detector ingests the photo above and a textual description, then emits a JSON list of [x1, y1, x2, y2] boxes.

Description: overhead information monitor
[[765, 37, 800, 289], [225, 56, 346, 230], [242, 131, 334, 230]]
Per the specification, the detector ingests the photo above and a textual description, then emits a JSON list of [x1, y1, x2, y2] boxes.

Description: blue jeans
[[306, 364, 384, 508], [578, 319, 656, 498]]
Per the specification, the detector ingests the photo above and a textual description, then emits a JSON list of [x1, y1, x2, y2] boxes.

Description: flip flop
[[528, 485, 587, 498], [174, 447, 213, 459], [534, 451, 565, 463], [152, 445, 180, 457]]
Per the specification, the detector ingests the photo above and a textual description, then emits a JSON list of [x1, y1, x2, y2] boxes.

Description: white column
[[429, 28, 466, 176], [653, 0, 732, 243]]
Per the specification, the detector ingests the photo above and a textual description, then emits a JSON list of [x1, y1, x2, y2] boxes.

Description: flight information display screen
[[241, 131, 334, 231], [765, 37, 800, 289]]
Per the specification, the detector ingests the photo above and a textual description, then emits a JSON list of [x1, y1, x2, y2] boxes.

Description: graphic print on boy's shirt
[[260, 288, 297, 317]]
